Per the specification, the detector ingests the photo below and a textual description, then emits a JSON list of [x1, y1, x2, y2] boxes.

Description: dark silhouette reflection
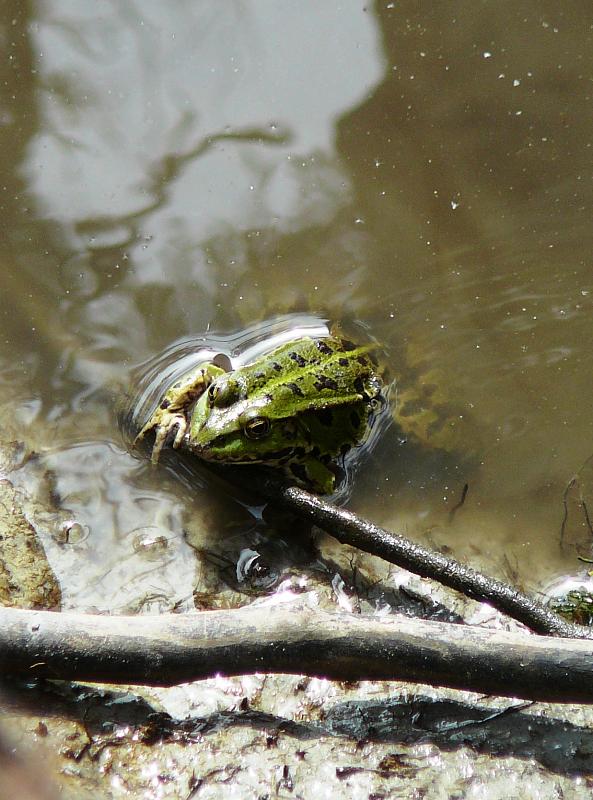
[[0, 1, 83, 396]]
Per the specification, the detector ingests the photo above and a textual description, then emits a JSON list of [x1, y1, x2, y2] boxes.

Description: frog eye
[[243, 415, 271, 440]]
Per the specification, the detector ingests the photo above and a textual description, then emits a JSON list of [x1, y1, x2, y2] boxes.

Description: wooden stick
[[2, 604, 593, 702], [241, 472, 587, 639]]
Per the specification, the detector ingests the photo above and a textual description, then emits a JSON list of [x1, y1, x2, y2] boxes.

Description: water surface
[[1, 0, 592, 613]]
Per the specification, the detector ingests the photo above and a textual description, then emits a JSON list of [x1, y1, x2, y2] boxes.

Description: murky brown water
[[3, 2, 593, 591], [4, 0, 592, 597], [1, 3, 593, 795]]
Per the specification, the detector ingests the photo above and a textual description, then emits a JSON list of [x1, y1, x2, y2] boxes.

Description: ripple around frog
[[119, 313, 395, 503]]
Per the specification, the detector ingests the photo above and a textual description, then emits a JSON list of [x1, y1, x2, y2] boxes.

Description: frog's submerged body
[[136, 334, 385, 494]]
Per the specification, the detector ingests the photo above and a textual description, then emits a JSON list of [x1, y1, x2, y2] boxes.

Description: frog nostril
[[207, 383, 219, 405]]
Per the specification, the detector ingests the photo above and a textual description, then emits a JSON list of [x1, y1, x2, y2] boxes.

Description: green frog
[[135, 334, 385, 494], [548, 587, 593, 627]]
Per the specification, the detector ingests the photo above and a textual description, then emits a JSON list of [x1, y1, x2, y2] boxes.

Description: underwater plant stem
[[1, 603, 593, 700]]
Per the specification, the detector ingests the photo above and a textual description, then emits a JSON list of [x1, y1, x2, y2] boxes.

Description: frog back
[[240, 336, 382, 420]]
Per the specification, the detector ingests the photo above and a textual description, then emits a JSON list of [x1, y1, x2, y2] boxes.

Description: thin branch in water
[[448, 482, 469, 522], [560, 476, 576, 545], [243, 472, 589, 639], [582, 498, 593, 539]]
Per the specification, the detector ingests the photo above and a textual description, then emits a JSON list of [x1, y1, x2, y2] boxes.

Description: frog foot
[[134, 361, 228, 464], [134, 412, 188, 464]]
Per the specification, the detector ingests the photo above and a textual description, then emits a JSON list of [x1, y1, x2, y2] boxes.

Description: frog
[[548, 588, 593, 627], [135, 334, 385, 494]]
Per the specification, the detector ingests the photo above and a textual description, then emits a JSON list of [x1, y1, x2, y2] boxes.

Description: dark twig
[[560, 477, 575, 545], [128, 394, 581, 637], [251, 476, 587, 639], [448, 482, 469, 522]]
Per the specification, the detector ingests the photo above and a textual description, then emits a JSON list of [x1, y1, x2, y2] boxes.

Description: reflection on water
[[8, 442, 198, 612], [1, 1, 593, 609]]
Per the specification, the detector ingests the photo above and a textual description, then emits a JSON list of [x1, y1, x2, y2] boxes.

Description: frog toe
[[172, 418, 187, 449]]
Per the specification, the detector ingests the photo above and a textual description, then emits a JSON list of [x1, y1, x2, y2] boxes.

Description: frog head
[[187, 371, 367, 493], [188, 372, 318, 464]]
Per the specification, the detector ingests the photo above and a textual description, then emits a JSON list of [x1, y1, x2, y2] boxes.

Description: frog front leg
[[287, 456, 337, 495], [147, 411, 188, 464], [135, 362, 227, 464]]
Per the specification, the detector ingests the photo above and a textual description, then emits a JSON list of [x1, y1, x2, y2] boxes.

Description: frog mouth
[[189, 442, 297, 466]]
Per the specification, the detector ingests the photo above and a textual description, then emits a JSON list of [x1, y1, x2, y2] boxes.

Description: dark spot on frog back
[[353, 376, 365, 395], [286, 382, 304, 398], [314, 375, 339, 392], [315, 339, 334, 356], [252, 370, 268, 389], [289, 351, 308, 368]]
